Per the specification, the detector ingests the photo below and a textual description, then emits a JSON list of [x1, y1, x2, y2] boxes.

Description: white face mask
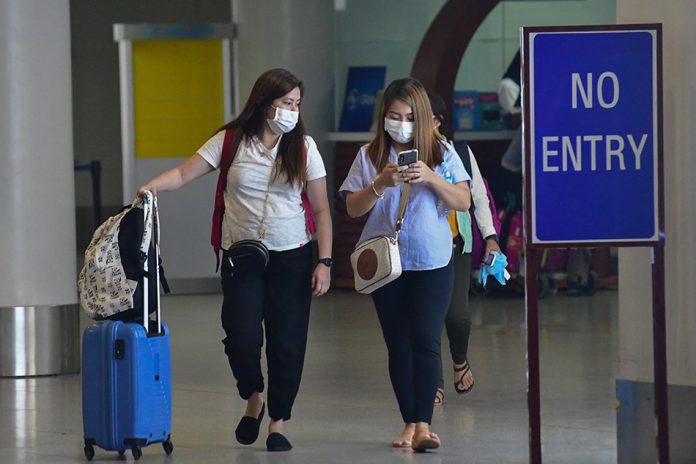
[[384, 118, 414, 144], [267, 106, 299, 134]]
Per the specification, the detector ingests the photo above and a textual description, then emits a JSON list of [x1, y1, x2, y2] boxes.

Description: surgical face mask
[[267, 106, 299, 134], [384, 118, 414, 144]]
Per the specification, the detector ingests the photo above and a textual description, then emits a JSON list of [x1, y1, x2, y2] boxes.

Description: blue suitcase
[[82, 320, 172, 460], [82, 193, 173, 461]]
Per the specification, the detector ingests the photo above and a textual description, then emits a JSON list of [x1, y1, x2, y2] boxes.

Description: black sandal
[[434, 387, 445, 406], [454, 361, 474, 395]]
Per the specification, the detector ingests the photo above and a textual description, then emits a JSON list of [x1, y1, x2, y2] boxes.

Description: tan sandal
[[392, 424, 415, 448], [391, 436, 413, 448], [412, 432, 440, 452]]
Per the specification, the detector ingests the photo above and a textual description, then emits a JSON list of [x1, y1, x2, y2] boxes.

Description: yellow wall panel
[[133, 39, 224, 158]]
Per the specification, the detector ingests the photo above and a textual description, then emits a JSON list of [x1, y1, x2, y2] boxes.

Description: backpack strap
[[145, 193, 171, 294], [457, 140, 473, 178], [136, 192, 154, 274], [211, 129, 242, 271]]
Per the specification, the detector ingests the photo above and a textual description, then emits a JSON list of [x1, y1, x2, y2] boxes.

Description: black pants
[[220, 244, 313, 421], [440, 250, 472, 388], [371, 259, 454, 424]]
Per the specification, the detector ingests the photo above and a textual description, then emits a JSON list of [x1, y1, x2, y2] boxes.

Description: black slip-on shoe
[[235, 402, 265, 445], [266, 432, 292, 452]]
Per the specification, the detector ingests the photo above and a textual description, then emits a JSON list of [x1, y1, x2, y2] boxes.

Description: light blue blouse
[[339, 143, 470, 271]]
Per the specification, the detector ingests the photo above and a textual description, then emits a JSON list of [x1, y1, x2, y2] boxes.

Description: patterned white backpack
[[78, 192, 157, 320]]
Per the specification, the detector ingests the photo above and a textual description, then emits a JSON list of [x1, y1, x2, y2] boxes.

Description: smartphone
[[397, 149, 418, 167], [483, 254, 496, 267]]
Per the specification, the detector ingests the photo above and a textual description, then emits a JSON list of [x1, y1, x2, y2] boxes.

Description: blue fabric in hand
[[479, 251, 511, 287]]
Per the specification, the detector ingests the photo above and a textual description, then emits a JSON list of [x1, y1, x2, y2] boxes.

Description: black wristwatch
[[484, 234, 499, 243], [318, 258, 333, 268]]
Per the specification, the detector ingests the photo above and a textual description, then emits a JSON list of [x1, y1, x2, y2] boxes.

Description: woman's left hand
[[401, 161, 436, 185], [482, 238, 503, 264], [312, 264, 331, 297]]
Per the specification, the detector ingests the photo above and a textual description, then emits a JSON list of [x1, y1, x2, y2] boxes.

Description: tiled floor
[[0, 287, 619, 463]]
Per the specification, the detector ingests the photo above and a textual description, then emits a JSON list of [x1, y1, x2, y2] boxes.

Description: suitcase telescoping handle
[[140, 190, 162, 334]]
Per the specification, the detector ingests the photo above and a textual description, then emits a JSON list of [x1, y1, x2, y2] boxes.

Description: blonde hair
[[366, 78, 443, 172]]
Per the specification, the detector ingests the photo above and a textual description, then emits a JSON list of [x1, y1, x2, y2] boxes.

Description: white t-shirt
[[197, 131, 326, 251]]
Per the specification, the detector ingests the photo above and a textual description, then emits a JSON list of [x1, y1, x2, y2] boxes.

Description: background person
[[498, 50, 522, 174], [427, 92, 502, 405], [139, 68, 332, 452]]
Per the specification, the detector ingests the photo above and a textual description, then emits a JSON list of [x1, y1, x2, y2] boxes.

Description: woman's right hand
[[137, 183, 158, 197], [347, 164, 404, 218]]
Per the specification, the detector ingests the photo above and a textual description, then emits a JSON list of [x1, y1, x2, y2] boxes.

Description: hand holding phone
[[482, 253, 496, 267], [397, 149, 418, 170]]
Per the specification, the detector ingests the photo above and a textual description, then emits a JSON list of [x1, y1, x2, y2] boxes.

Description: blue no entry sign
[[525, 26, 661, 245]]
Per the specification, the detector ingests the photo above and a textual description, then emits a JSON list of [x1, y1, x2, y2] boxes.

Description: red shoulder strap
[[211, 129, 241, 271]]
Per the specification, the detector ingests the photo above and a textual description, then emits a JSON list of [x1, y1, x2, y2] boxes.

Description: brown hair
[[366, 78, 443, 172], [219, 68, 306, 187], [427, 91, 447, 126]]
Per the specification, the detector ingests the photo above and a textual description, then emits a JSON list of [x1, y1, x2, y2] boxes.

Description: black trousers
[[440, 249, 472, 388], [220, 244, 313, 421], [371, 259, 454, 424]]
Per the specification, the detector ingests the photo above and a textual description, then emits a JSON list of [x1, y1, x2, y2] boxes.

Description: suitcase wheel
[[163, 437, 174, 455], [132, 446, 142, 461], [83, 444, 95, 461]]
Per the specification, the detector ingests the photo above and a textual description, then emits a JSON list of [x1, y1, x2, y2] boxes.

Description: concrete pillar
[[0, 0, 79, 376], [615, 1, 696, 461]]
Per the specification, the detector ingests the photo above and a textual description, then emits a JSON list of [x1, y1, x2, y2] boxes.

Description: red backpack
[[210, 129, 315, 270]]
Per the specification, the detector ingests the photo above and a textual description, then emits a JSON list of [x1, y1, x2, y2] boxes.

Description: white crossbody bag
[[350, 184, 411, 294]]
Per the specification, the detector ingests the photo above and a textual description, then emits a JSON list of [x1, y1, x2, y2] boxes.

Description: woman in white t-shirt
[[139, 68, 332, 452]]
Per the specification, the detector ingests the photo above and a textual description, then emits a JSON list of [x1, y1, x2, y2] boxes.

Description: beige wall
[[617, 1, 696, 386]]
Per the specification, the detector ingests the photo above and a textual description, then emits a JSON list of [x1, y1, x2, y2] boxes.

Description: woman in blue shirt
[[339, 78, 471, 452]]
